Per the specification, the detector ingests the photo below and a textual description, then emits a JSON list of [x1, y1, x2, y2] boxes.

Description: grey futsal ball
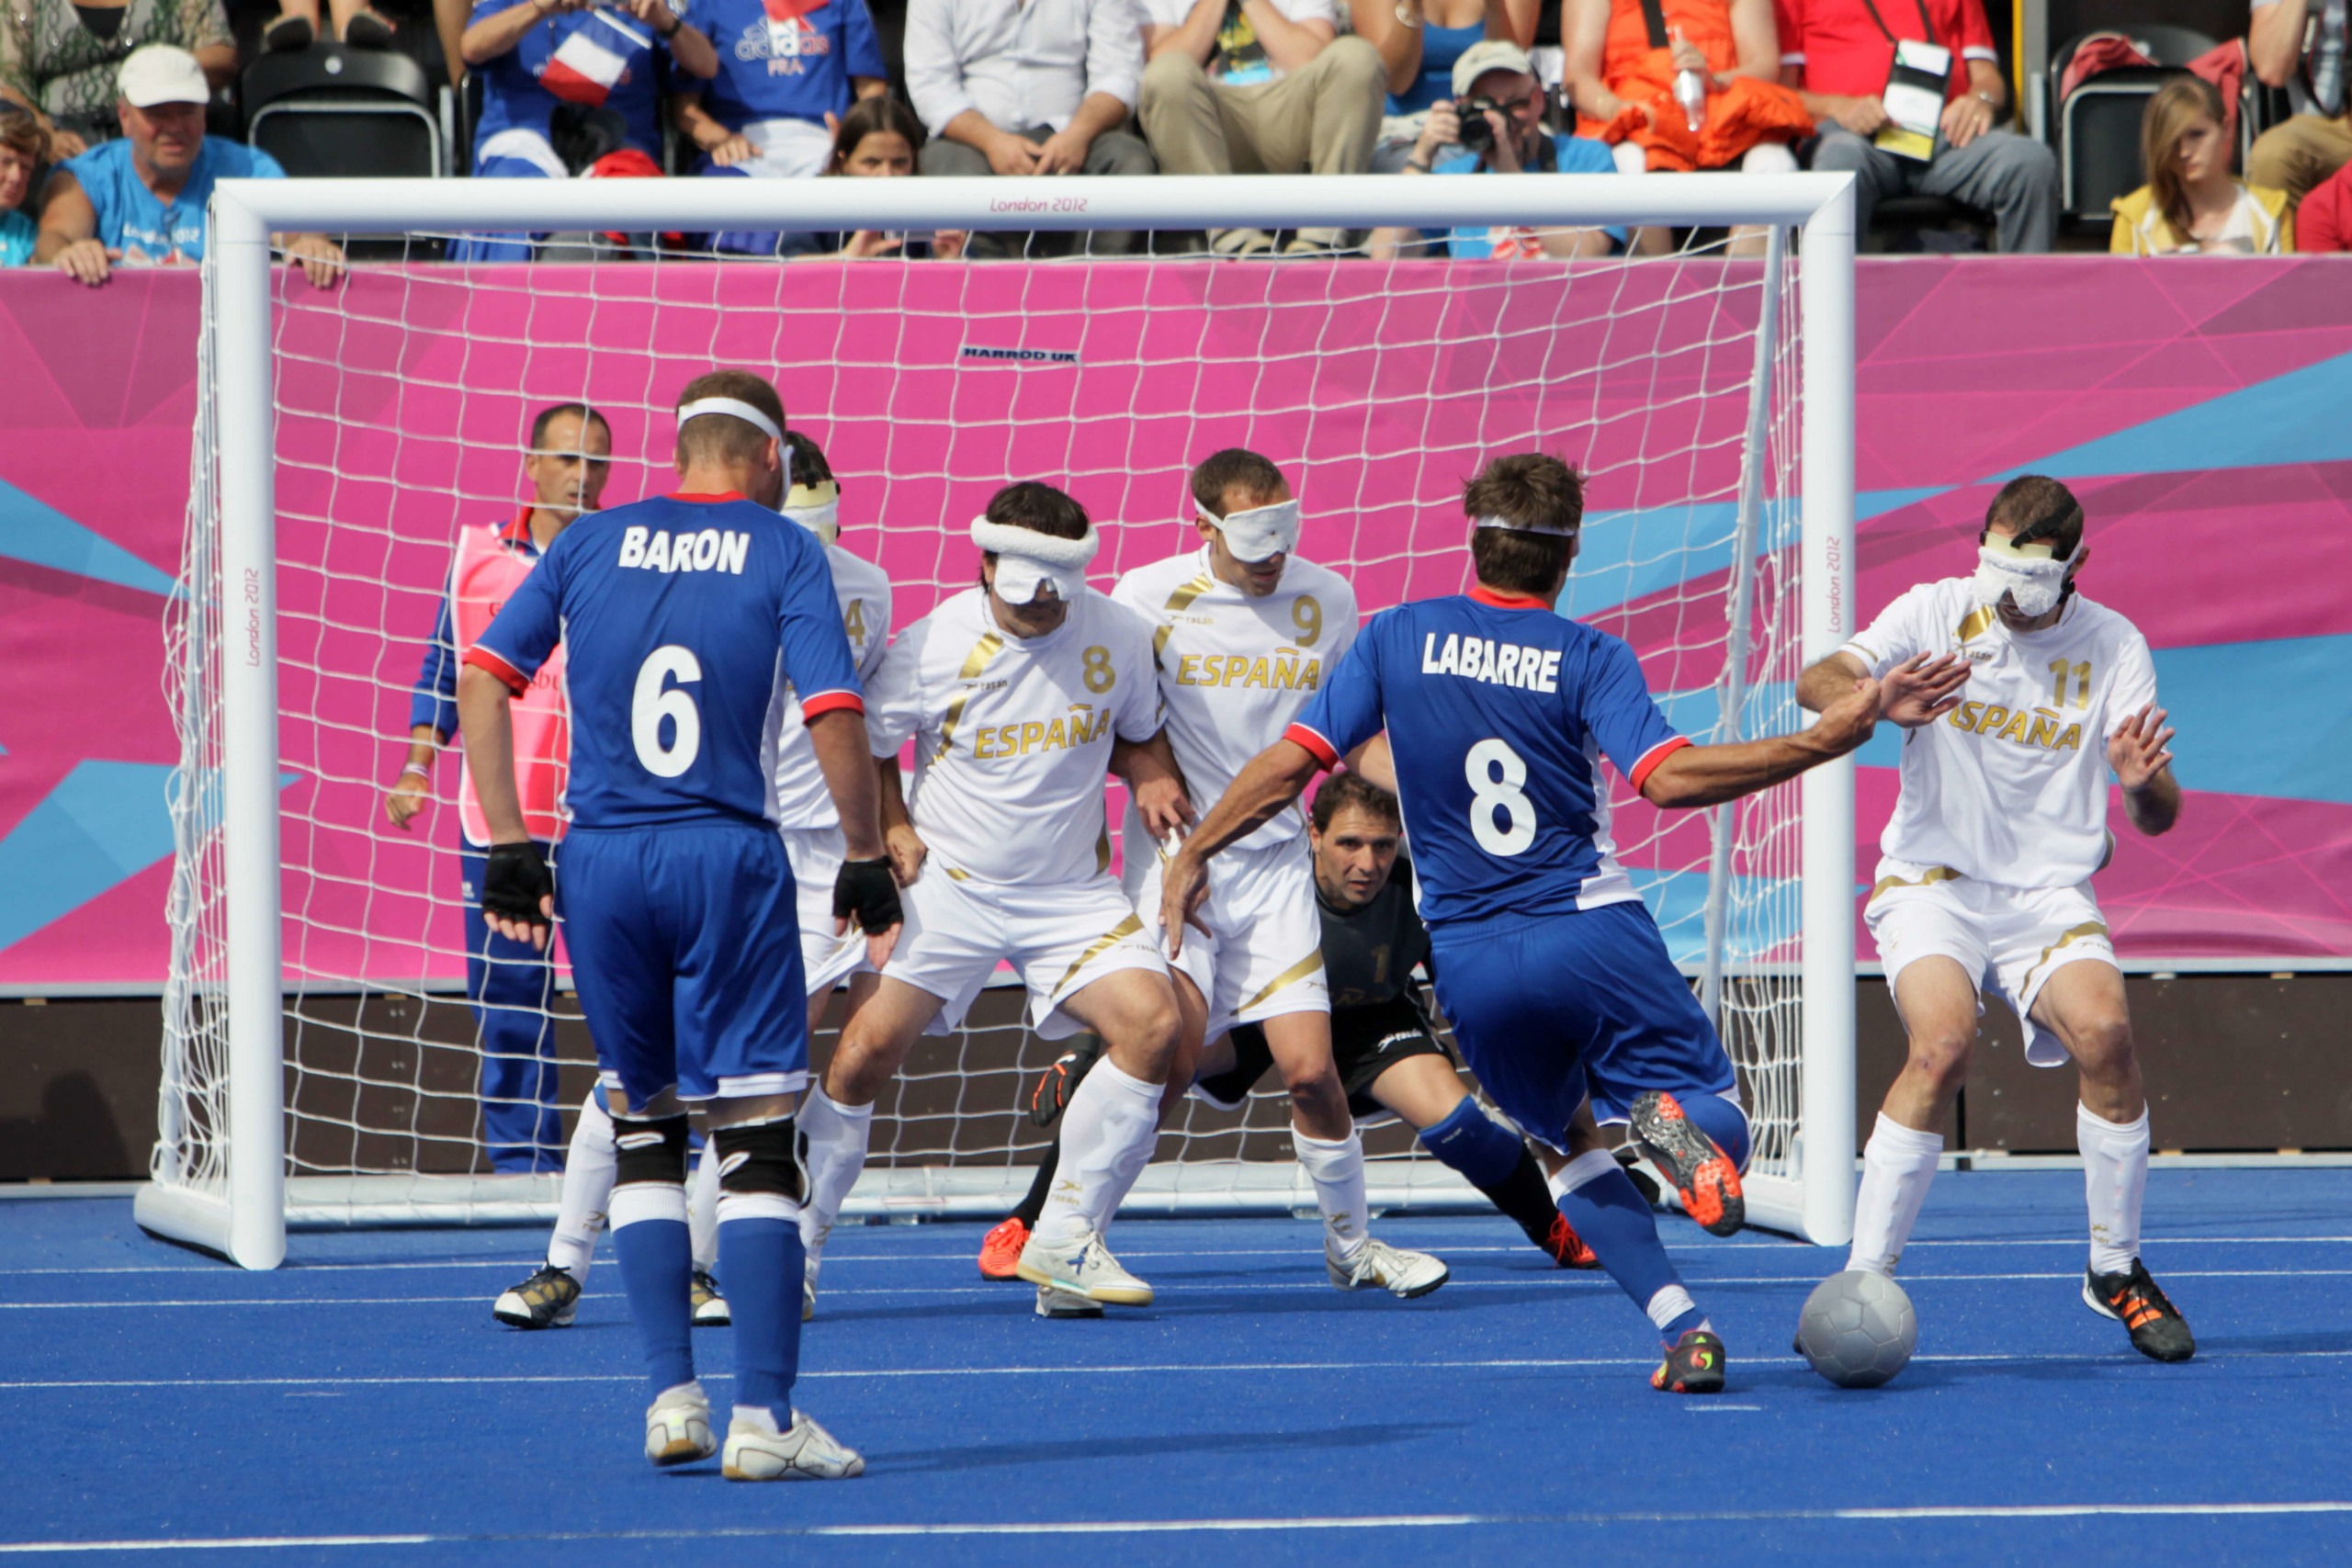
[[1795, 1269, 1917, 1388]]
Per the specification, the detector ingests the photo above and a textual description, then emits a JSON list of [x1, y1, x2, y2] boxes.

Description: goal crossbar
[[153, 172, 1858, 1269]]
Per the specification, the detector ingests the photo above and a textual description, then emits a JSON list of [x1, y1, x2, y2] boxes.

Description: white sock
[[1848, 1112, 1943, 1276], [608, 1181, 689, 1229], [1035, 1058, 1162, 1247], [1293, 1125, 1369, 1263], [2078, 1101, 2151, 1276], [687, 1137, 719, 1271], [797, 1085, 874, 1274], [547, 1092, 616, 1283], [1645, 1284, 1708, 1337], [1548, 1147, 1618, 1202]]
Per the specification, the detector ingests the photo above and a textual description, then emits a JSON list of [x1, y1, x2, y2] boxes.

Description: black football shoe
[[2084, 1259, 2195, 1362], [1652, 1328, 1727, 1393]]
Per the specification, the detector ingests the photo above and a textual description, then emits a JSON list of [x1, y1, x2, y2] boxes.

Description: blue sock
[[1419, 1099, 1524, 1190], [1677, 1092, 1752, 1172], [719, 1215, 805, 1416], [1554, 1150, 1696, 1337], [610, 1191, 695, 1398]]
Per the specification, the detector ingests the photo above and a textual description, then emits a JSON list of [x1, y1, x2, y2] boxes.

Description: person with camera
[[1372, 39, 1623, 258]]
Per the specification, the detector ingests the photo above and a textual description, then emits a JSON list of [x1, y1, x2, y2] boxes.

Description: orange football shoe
[[1544, 1213, 1601, 1269], [978, 1216, 1029, 1280], [1630, 1091, 1745, 1237]]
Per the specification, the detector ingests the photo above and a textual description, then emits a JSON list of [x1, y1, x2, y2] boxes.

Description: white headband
[[1198, 498, 1302, 564], [1472, 513, 1577, 536], [972, 516, 1098, 604], [676, 397, 783, 444]]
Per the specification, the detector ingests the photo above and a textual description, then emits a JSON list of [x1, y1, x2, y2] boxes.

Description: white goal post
[[140, 172, 1857, 1270]]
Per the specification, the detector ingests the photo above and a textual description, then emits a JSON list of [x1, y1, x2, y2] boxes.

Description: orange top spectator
[[1566, 0, 1811, 173]]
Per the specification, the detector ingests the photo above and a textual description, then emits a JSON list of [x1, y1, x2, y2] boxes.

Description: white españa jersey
[[1842, 579, 2158, 889], [865, 585, 1163, 886], [1110, 548, 1357, 852], [772, 542, 894, 829]]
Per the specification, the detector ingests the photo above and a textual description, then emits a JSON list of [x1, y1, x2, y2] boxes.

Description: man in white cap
[[34, 45, 344, 287], [1371, 39, 1624, 259], [794, 479, 1196, 1321]]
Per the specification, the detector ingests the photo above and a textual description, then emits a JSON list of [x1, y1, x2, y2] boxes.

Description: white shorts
[[780, 825, 866, 998], [1128, 835, 1328, 1042], [1865, 860, 2118, 1067], [888, 866, 1170, 1039]]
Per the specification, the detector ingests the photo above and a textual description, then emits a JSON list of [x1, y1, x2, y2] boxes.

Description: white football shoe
[[644, 1380, 717, 1468], [1014, 1228, 1153, 1307], [722, 1407, 865, 1482], [1328, 1237, 1450, 1299]]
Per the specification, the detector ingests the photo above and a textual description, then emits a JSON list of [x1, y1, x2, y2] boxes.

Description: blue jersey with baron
[[1287, 587, 1689, 929], [469, 492, 863, 830]]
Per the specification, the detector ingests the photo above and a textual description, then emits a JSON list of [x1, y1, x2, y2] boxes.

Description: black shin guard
[[711, 1118, 805, 1201], [612, 1113, 691, 1188]]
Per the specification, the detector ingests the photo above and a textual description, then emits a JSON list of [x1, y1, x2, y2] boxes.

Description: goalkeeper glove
[[481, 840, 552, 926], [833, 856, 902, 934]]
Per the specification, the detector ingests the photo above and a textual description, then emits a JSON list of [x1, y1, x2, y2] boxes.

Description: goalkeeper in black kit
[[979, 769, 1595, 1279]]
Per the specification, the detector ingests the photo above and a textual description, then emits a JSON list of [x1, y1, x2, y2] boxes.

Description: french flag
[[540, 15, 647, 107]]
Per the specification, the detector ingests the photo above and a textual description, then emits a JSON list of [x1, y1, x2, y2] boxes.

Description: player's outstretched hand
[[2107, 703, 2176, 792], [833, 856, 904, 970], [1880, 651, 1970, 728], [1812, 677, 1882, 756], [1158, 849, 1215, 960], [481, 840, 554, 953]]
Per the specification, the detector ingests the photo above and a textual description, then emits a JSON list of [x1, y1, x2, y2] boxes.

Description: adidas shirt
[[1843, 578, 2159, 889], [865, 586, 1162, 886], [772, 542, 894, 830], [1111, 548, 1357, 853]]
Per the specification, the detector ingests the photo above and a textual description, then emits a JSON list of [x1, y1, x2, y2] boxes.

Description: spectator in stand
[[2298, 155, 2352, 248], [34, 45, 344, 285], [824, 94, 967, 258], [672, 0, 887, 255], [451, 0, 718, 263], [2248, 0, 2351, 209], [1561, 0, 1810, 254], [1356, 0, 1502, 177], [1136, 0, 1385, 256], [903, 0, 1155, 255], [1371, 39, 1622, 258], [0, 0, 232, 159], [0, 105, 42, 265], [257, 0, 397, 54], [2111, 76, 2291, 254], [1775, 0, 2057, 251]]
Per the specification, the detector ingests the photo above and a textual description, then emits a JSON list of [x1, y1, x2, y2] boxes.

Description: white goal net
[[141, 175, 1856, 1268]]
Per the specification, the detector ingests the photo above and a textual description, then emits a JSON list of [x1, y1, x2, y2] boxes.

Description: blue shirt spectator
[[62, 132, 281, 264], [1434, 130, 1623, 254], [467, 0, 673, 166]]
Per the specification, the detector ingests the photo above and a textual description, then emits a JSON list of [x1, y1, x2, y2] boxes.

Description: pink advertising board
[[2, 256, 2347, 989]]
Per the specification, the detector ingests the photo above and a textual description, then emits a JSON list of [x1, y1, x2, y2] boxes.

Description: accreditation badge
[[1875, 39, 1951, 161]]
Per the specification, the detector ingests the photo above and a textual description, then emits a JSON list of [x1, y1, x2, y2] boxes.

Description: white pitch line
[[8, 1501, 2352, 1551], [16, 1234, 2350, 1277], [9, 1344, 2352, 1393], [6, 1266, 2346, 1311]]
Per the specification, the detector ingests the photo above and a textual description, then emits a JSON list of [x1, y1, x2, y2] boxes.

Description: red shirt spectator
[[2299, 158, 2352, 252], [1774, 0, 1996, 104]]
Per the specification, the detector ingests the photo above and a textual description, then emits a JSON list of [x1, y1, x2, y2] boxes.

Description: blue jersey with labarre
[[468, 492, 864, 830], [1286, 587, 1690, 929]]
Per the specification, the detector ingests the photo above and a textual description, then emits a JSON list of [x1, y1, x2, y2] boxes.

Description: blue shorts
[[557, 819, 809, 1107], [1428, 899, 1736, 1149]]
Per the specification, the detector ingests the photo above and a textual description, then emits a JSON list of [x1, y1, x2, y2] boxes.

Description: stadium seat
[[1862, 193, 1996, 254], [243, 42, 445, 179], [2050, 26, 2220, 223]]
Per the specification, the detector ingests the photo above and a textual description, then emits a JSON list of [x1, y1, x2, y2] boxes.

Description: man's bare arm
[[808, 708, 886, 861], [1640, 677, 1879, 808], [457, 664, 530, 843], [1795, 649, 1870, 713]]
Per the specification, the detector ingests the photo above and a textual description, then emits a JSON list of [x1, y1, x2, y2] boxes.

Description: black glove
[[832, 855, 902, 935], [481, 840, 552, 926]]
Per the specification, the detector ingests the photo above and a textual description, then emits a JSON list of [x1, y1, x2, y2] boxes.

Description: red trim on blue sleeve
[[799, 690, 865, 719], [1284, 723, 1341, 770], [1628, 735, 1693, 792], [464, 646, 529, 696], [1467, 585, 1553, 610], [498, 506, 534, 546]]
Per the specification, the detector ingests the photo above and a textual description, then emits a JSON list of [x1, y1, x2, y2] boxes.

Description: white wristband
[[399, 764, 430, 782]]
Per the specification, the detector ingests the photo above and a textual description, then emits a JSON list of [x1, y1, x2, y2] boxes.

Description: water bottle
[[1674, 67, 1708, 132]]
